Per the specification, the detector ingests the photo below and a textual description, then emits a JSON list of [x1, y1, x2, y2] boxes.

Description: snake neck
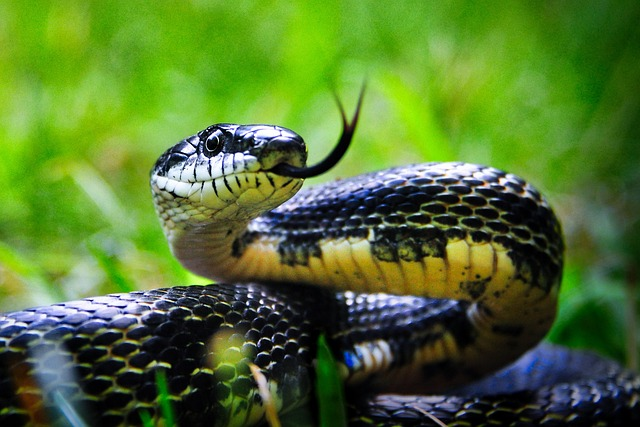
[[169, 220, 250, 281], [169, 215, 313, 286]]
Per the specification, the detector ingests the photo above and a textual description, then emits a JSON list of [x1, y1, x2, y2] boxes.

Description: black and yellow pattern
[[0, 284, 323, 426], [151, 123, 565, 392], [0, 116, 639, 426], [1, 284, 639, 426]]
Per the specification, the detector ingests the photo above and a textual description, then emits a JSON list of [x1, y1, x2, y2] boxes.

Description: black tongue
[[270, 86, 365, 179]]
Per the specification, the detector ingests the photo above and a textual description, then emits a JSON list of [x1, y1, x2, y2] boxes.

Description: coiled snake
[[1, 94, 639, 426]]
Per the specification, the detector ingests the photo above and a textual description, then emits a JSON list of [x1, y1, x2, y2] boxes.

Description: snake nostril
[[257, 136, 307, 171]]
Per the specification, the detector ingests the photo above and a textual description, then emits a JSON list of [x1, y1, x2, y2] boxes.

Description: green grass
[[1, 0, 639, 371], [316, 335, 347, 427]]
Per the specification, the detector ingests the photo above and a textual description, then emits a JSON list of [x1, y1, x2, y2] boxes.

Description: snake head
[[152, 123, 308, 179], [152, 123, 308, 177], [150, 123, 308, 244]]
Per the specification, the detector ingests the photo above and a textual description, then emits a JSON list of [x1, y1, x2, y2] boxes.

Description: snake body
[[1, 103, 639, 425]]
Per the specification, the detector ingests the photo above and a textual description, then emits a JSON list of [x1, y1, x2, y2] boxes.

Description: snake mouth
[[253, 137, 308, 174]]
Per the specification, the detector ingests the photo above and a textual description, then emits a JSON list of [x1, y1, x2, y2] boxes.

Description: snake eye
[[202, 128, 226, 158]]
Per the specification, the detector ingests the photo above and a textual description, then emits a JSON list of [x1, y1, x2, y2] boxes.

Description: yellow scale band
[[220, 229, 556, 390]]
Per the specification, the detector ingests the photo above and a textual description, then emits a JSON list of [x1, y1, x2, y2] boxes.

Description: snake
[[0, 92, 639, 426]]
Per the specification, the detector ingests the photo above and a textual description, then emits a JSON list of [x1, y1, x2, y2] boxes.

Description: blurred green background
[[0, 1, 639, 367]]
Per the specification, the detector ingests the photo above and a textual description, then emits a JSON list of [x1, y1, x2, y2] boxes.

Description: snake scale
[[1, 94, 639, 426]]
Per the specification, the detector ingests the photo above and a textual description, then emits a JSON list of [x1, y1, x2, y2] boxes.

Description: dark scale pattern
[[243, 162, 564, 292], [0, 283, 337, 427], [348, 345, 640, 426], [329, 292, 476, 391], [0, 286, 639, 425]]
